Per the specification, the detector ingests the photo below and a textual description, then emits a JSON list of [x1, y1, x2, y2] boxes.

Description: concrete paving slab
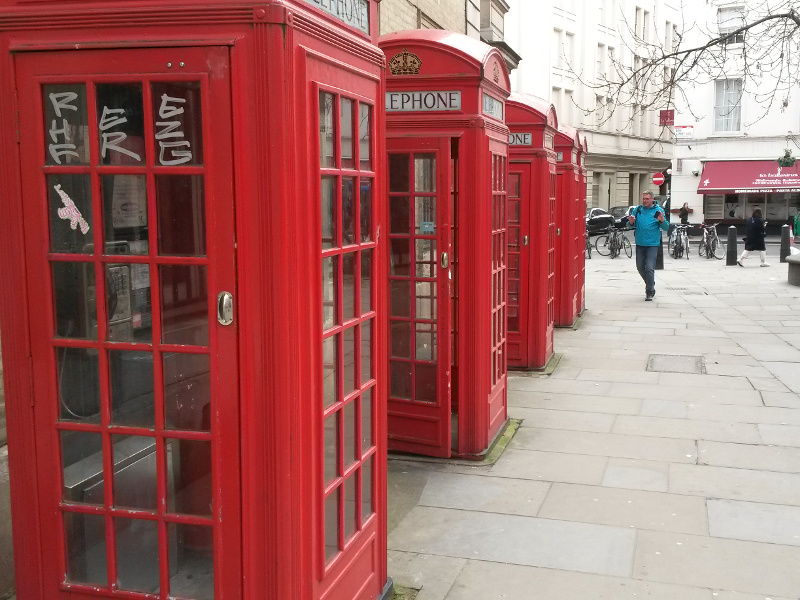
[[612, 415, 762, 444], [632, 529, 800, 597], [602, 458, 670, 492], [488, 448, 608, 485], [443, 559, 713, 600], [669, 464, 800, 506], [610, 382, 763, 406], [388, 506, 636, 578], [703, 364, 774, 378], [760, 391, 800, 408], [512, 408, 616, 433], [709, 592, 794, 600], [557, 356, 650, 371], [507, 391, 643, 415], [708, 499, 800, 546], [548, 366, 581, 380], [762, 361, 800, 392], [417, 472, 550, 517], [744, 346, 800, 363], [689, 404, 800, 426], [698, 440, 800, 473], [640, 399, 688, 418], [510, 427, 698, 463], [757, 423, 800, 447], [656, 372, 754, 390], [387, 551, 466, 600], [538, 483, 708, 535], [588, 332, 645, 341], [575, 368, 660, 384], [508, 378, 614, 396]]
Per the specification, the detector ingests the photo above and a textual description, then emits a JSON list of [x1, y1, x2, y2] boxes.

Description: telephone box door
[[386, 137, 452, 457], [16, 47, 240, 599], [507, 163, 530, 367]]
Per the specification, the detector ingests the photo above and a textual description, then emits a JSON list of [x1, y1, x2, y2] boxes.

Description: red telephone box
[[0, 2, 390, 600], [380, 30, 509, 458], [554, 126, 583, 327], [577, 135, 589, 314], [505, 93, 558, 370]]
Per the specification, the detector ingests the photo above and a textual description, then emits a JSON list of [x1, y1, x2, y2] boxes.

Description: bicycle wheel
[[586, 239, 592, 259], [712, 237, 725, 259], [610, 236, 620, 258], [671, 237, 680, 259], [698, 240, 707, 258], [622, 237, 632, 258], [595, 235, 611, 256], [668, 230, 676, 253], [683, 233, 690, 259]]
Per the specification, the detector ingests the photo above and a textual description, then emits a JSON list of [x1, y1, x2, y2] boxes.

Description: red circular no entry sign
[[652, 172, 665, 186]]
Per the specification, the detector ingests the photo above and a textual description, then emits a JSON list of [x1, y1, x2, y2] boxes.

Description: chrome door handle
[[522, 235, 529, 246], [440, 252, 450, 269], [217, 291, 234, 325]]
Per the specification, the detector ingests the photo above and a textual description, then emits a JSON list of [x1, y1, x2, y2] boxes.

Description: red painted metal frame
[[380, 30, 510, 458], [554, 126, 582, 328], [576, 135, 588, 315], [0, 2, 388, 600], [505, 93, 558, 370]]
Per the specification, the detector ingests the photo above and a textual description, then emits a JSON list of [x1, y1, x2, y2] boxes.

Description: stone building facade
[[379, 0, 479, 38]]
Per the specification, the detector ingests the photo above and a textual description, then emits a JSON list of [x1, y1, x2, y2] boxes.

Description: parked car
[[609, 205, 636, 228], [586, 207, 616, 234]]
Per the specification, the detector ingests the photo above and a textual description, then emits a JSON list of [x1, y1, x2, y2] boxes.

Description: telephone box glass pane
[[342, 178, 355, 245], [341, 97, 355, 169], [323, 335, 337, 408], [53, 261, 97, 340], [344, 473, 356, 541], [102, 175, 148, 255], [321, 176, 336, 249], [360, 179, 372, 242], [390, 322, 411, 358], [151, 82, 204, 166], [361, 388, 373, 452], [343, 326, 356, 397], [110, 351, 154, 428], [166, 439, 212, 517], [390, 361, 412, 399], [344, 399, 356, 468], [361, 320, 372, 384], [49, 174, 93, 254], [415, 240, 437, 277], [390, 239, 411, 276], [160, 264, 208, 346], [389, 154, 409, 192], [414, 155, 436, 192], [168, 523, 214, 600], [362, 455, 373, 518], [342, 253, 356, 321], [61, 430, 103, 502], [324, 411, 339, 486], [359, 104, 372, 171], [390, 280, 411, 317], [57, 348, 101, 424], [164, 353, 211, 432], [320, 92, 334, 168], [112, 435, 157, 511], [390, 196, 410, 234], [415, 364, 437, 403], [361, 249, 372, 314], [43, 84, 89, 166], [157, 175, 206, 256], [115, 517, 160, 593], [415, 197, 436, 235], [415, 281, 437, 320], [416, 323, 436, 361], [324, 490, 339, 562], [107, 263, 152, 343], [64, 511, 107, 585], [322, 256, 338, 331], [96, 83, 145, 166]]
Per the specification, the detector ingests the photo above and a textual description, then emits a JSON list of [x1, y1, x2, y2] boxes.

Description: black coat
[[745, 217, 766, 251], [679, 207, 689, 224]]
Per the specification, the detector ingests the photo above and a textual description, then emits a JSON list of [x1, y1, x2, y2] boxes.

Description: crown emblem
[[389, 49, 422, 75], [493, 63, 500, 83]]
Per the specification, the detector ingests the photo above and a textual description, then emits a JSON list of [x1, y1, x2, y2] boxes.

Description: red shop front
[[505, 92, 558, 370], [381, 30, 509, 458], [554, 126, 584, 328], [0, 1, 389, 599]]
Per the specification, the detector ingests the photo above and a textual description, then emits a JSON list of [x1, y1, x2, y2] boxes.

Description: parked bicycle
[[595, 227, 632, 258], [585, 229, 592, 259], [670, 224, 690, 259], [698, 223, 724, 259]]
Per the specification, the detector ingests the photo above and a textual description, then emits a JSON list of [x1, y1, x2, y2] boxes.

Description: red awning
[[697, 160, 800, 194]]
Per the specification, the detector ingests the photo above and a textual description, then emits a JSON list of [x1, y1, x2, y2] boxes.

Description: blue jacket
[[632, 204, 669, 246]]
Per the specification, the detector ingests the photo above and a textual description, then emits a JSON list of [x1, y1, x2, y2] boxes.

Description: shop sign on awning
[[697, 160, 800, 193]]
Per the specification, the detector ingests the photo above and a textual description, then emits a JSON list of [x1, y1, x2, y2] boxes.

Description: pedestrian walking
[[628, 190, 669, 301], [737, 207, 769, 267], [679, 202, 689, 224]]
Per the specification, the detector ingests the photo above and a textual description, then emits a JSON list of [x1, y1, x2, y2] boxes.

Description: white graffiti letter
[[49, 92, 78, 118], [155, 121, 184, 140], [98, 106, 128, 131], [101, 131, 142, 162], [159, 94, 186, 119], [158, 141, 192, 165]]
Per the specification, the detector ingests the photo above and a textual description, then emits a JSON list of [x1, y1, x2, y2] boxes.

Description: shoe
[[737, 260, 744, 267], [645, 291, 654, 301], [645, 296, 653, 301], [761, 263, 770, 267]]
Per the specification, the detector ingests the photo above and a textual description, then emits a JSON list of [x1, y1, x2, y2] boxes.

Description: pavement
[[387, 244, 800, 600]]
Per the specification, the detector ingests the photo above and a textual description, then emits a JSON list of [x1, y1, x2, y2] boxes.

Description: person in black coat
[[737, 207, 769, 267], [679, 203, 690, 224]]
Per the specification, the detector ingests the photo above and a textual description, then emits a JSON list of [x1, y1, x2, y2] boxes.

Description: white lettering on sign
[[48, 92, 80, 164], [54, 184, 90, 235], [386, 91, 461, 112], [303, 0, 370, 34], [482, 93, 503, 120], [509, 133, 532, 146], [156, 95, 192, 166], [98, 106, 142, 163]]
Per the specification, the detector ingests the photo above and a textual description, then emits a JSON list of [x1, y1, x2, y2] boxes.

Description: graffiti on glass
[[54, 184, 90, 235], [48, 92, 80, 164], [156, 94, 193, 166]]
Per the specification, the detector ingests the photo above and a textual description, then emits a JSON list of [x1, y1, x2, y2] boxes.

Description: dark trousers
[[635, 245, 658, 295]]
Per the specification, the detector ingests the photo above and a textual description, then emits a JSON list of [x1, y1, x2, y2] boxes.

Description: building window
[[635, 7, 641, 40], [564, 90, 574, 125], [596, 95, 605, 128], [597, 43, 606, 81], [714, 79, 743, 132], [565, 32, 575, 66], [553, 28, 564, 68], [718, 7, 745, 45], [643, 10, 650, 43], [665, 21, 672, 51]]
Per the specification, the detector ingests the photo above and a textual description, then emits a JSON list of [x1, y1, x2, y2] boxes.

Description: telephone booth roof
[[555, 125, 581, 164], [507, 92, 558, 129]]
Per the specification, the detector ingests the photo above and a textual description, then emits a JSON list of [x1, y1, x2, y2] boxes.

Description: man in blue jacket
[[628, 191, 669, 301]]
